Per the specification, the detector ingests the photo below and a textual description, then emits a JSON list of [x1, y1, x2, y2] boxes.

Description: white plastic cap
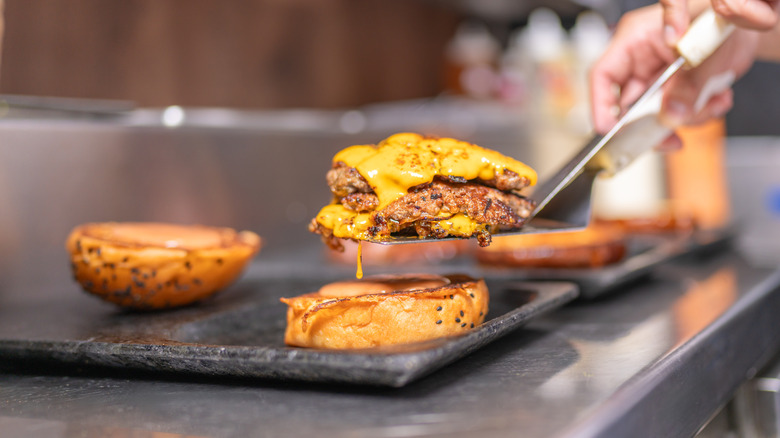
[[446, 21, 500, 66], [571, 11, 610, 65], [521, 8, 567, 62]]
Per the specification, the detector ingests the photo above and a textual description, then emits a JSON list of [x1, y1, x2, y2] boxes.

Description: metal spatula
[[371, 9, 735, 244]]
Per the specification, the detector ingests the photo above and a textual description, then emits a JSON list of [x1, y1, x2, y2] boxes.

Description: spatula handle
[[676, 8, 736, 67]]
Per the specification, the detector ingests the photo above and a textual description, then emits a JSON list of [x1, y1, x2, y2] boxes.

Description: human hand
[[590, 3, 762, 149], [663, 0, 779, 47], [661, 28, 759, 129], [590, 5, 676, 135]]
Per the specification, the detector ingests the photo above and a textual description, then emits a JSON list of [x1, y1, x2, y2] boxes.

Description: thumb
[[660, 0, 691, 46]]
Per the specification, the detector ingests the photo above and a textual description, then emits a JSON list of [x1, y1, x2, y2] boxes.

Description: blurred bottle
[[592, 151, 669, 223], [569, 11, 610, 135], [666, 118, 730, 230], [443, 21, 500, 100], [519, 8, 580, 179]]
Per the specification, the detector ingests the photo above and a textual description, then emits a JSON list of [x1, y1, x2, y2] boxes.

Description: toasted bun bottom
[[476, 224, 626, 268], [66, 222, 261, 310], [281, 274, 488, 349]]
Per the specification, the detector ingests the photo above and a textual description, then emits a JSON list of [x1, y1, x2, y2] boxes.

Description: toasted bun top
[[333, 133, 537, 208], [67, 222, 261, 252]]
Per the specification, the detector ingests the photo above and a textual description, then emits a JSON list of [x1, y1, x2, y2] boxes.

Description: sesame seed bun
[[66, 222, 261, 310], [281, 274, 488, 349]]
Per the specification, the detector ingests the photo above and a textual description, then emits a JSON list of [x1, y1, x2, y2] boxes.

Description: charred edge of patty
[[326, 162, 373, 198], [341, 192, 379, 212], [414, 221, 494, 247], [309, 219, 345, 252]]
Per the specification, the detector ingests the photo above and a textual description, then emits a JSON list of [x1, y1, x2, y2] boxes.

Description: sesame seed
[[460, 310, 464, 317], [122, 257, 129, 263], [479, 311, 483, 316], [94, 268, 100, 274], [216, 258, 224, 265], [461, 323, 467, 327], [469, 293, 475, 298], [450, 295, 454, 299], [193, 278, 202, 286], [185, 261, 192, 270], [470, 323, 474, 328], [95, 248, 102, 257], [130, 268, 140, 274], [436, 306, 442, 311], [455, 318, 461, 323], [436, 320, 442, 324]]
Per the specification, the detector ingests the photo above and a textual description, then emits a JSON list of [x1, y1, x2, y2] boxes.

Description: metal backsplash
[[0, 100, 531, 278]]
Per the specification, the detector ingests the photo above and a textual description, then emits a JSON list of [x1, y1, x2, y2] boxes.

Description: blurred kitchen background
[[2, 0, 780, 278]]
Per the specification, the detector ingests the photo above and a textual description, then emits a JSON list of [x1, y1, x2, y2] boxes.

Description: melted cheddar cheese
[[315, 133, 537, 242]]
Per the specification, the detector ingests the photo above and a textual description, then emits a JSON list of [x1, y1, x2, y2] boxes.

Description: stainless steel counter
[[1, 248, 779, 438], [2, 111, 780, 437]]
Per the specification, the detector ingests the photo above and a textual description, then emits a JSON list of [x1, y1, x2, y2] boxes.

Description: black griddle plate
[[0, 277, 576, 387]]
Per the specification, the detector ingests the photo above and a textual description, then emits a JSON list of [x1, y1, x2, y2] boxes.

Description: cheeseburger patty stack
[[309, 133, 537, 249]]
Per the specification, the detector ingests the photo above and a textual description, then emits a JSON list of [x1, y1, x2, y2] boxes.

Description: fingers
[[660, 0, 691, 45], [590, 49, 626, 134], [590, 6, 677, 134], [711, 0, 779, 30], [660, 29, 757, 127], [661, 74, 733, 127]]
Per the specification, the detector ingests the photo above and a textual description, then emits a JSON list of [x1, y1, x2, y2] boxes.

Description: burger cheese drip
[[356, 240, 363, 279], [311, 133, 538, 247]]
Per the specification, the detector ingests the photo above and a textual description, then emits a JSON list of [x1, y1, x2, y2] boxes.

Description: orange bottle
[[666, 118, 730, 230]]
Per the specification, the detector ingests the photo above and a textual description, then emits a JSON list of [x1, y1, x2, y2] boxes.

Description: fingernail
[[664, 25, 677, 46], [662, 100, 690, 127]]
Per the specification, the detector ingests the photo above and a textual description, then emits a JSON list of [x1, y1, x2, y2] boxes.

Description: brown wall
[[0, 0, 459, 108]]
